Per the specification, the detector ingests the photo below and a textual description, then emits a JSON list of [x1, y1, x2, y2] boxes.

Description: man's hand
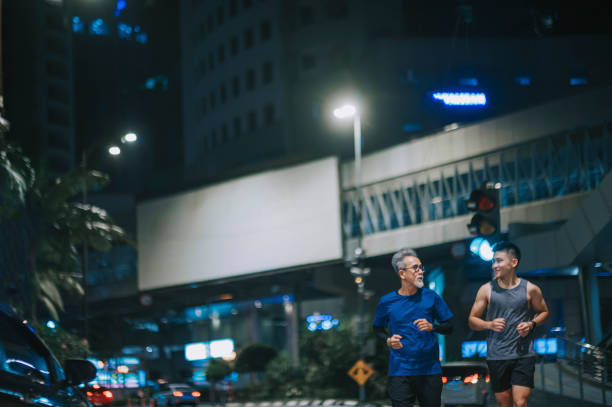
[[387, 334, 403, 349], [488, 318, 506, 332], [414, 319, 433, 332], [516, 321, 533, 338]]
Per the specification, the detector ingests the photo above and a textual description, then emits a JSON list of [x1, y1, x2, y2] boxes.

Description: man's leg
[[487, 359, 514, 407], [388, 376, 417, 407], [414, 374, 442, 407], [511, 385, 531, 407], [494, 389, 513, 407], [509, 357, 536, 407]]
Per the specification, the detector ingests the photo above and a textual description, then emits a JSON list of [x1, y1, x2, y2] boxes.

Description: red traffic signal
[[466, 183, 500, 236]]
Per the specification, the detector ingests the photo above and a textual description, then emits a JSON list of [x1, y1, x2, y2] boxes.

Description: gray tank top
[[486, 278, 535, 360]]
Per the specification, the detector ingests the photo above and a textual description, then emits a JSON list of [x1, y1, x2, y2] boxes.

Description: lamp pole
[[79, 133, 136, 356], [333, 104, 368, 404]]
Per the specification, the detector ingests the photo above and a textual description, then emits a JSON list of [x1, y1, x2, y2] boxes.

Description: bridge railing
[[342, 120, 612, 238], [537, 335, 611, 405]]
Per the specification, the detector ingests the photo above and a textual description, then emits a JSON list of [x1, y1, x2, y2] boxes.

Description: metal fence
[[537, 336, 612, 405], [343, 121, 612, 238]]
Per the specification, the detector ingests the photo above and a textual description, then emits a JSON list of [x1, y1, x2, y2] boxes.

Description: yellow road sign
[[348, 359, 374, 386]]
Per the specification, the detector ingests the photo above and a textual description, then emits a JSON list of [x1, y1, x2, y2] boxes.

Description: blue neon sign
[[432, 92, 487, 106]]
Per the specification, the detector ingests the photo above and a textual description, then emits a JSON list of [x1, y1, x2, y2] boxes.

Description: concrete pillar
[[578, 265, 603, 344], [284, 298, 299, 365]]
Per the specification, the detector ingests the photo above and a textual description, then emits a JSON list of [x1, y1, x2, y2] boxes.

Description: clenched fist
[[387, 334, 403, 349], [516, 321, 533, 338], [414, 318, 433, 332], [489, 318, 506, 332]]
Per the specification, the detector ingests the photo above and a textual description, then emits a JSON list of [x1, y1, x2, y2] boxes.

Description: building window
[[262, 61, 273, 84], [231, 36, 239, 56], [221, 122, 229, 143], [264, 104, 275, 126], [229, 0, 238, 17], [569, 76, 588, 86], [246, 69, 256, 91], [243, 0, 253, 9], [217, 5, 224, 25], [233, 116, 242, 138], [244, 28, 254, 49], [198, 23, 206, 41], [220, 83, 227, 104], [217, 44, 225, 63], [211, 129, 217, 148], [300, 6, 314, 25], [208, 51, 215, 70], [232, 76, 240, 98], [209, 91, 216, 109], [248, 110, 257, 132], [301, 54, 316, 71], [207, 14, 214, 33], [261, 20, 271, 41], [201, 97, 207, 116], [328, 1, 348, 19]]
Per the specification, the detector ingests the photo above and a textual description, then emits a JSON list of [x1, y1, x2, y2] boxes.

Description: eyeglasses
[[402, 264, 425, 273]]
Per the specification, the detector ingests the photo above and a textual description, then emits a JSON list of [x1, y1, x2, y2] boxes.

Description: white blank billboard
[[137, 157, 343, 291]]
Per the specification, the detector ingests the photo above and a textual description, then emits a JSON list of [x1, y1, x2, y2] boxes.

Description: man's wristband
[[530, 321, 537, 330]]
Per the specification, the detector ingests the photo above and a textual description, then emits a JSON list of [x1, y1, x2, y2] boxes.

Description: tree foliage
[[235, 343, 278, 373], [1, 131, 128, 322], [206, 358, 233, 382]]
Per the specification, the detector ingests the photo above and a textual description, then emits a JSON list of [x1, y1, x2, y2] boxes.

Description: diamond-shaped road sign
[[347, 359, 374, 386]]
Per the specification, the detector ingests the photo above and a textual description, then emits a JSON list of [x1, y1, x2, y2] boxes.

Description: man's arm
[[433, 318, 453, 335], [517, 283, 549, 337], [468, 283, 505, 332]]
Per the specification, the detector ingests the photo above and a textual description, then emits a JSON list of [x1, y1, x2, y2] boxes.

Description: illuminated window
[[118, 22, 132, 39], [89, 19, 110, 36], [135, 33, 147, 44], [569, 77, 588, 86], [515, 76, 531, 86], [72, 16, 84, 33], [458, 77, 478, 86]]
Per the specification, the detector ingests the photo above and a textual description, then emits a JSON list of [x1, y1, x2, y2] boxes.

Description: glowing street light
[[121, 132, 137, 143], [108, 145, 121, 156], [333, 104, 357, 119]]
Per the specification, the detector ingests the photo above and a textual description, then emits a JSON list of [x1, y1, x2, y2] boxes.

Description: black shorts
[[388, 374, 442, 407], [486, 357, 536, 393]]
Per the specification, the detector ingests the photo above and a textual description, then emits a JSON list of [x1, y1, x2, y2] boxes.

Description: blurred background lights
[[432, 92, 487, 106], [46, 320, 56, 330], [333, 104, 357, 118], [469, 237, 494, 261], [108, 146, 121, 156]]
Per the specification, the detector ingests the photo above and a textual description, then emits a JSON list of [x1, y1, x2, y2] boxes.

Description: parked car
[[85, 384, 114, 406], [0, 304, 97, 406], [152, 383, 201, 407], [441, 361, 491, 406]]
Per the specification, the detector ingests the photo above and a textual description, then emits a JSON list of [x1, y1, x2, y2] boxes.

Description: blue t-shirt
[[373, 288, 453, 376]]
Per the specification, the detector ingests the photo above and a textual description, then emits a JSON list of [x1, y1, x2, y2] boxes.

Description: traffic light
[[466, 182, 500, 237]]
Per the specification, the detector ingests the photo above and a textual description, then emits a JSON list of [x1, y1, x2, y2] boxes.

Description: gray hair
[[391, 248, 419, 273]]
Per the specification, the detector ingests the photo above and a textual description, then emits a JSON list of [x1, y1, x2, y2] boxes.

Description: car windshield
[[442, 365, 487, 378], [171, 386, 192, 392]]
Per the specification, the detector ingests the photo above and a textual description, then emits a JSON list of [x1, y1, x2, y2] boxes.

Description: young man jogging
[[468, 242, 549, 407], [373, 248, 454, 407]]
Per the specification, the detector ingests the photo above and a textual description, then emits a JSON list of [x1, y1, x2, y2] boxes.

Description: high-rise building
[[179, 0, 612, 184], [2, 0, 75, 175]]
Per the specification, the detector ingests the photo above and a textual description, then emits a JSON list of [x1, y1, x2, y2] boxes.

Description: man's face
[[492, 250, 518, 279], [399, 255, 424, 288]]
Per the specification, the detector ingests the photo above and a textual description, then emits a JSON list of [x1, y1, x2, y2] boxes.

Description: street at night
[[1, 1, 612, 406]]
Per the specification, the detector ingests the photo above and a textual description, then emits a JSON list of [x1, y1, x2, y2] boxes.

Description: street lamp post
[[333, 104, 369, 404], [80, 132, 137, 355]]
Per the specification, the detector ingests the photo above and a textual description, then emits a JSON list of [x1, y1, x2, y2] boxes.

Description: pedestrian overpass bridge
[[340, 86, 612, 270]]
